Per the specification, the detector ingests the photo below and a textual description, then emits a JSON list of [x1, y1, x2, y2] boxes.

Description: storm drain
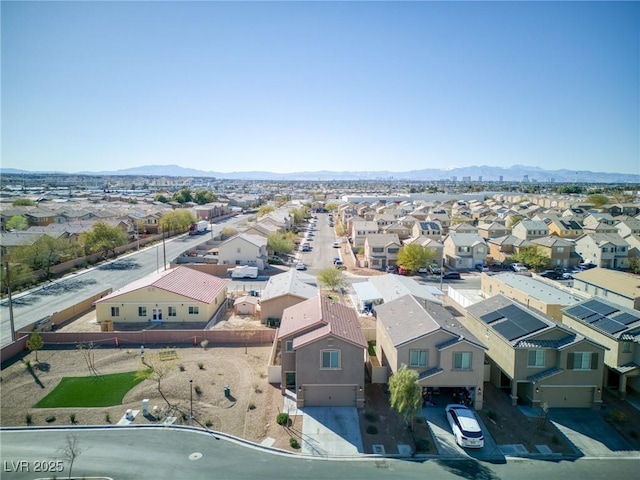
[[499, 444, 528, 455]]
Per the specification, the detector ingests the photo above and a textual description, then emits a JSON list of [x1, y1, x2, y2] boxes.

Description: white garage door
[[304, 385, 357, 407]]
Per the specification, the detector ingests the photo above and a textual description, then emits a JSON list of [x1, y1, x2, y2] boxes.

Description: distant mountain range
[[1, 164, 638, 183]]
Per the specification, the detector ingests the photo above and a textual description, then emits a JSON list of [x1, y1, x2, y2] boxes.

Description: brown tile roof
[[278, 295, 366, 349], [95, 266, 228, 304]]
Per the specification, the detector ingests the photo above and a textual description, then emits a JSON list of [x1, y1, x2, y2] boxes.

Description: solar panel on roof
[[480, 311, 505, 323], [592, 317, 626, 335], [565, 305, 598, 320], [613, 312, 640, 326], [586, 314, 607, 325], [493, 320, 528, 341], [518, 314, 548, 334], [499, 304, 524, 318], [582, 299, 619, 316]]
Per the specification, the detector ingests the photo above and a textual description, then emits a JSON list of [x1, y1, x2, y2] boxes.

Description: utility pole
[[4, 262, 16, 342], [162, 224, 167, 271]]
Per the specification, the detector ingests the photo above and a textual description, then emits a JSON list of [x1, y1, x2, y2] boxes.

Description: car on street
[[332, 241, 340, 248], [295, 262, 306, 271], [442, 271, 461, 280], [428, 264, 442, 275], [445, 404, 484, 449], [418, 266, 429, 273], [539, 270, 563, 280], [510, 263, 529, 273], [385, 265, 398, 274], [333, 259, 344, 266], [475, 264, 490, 272]]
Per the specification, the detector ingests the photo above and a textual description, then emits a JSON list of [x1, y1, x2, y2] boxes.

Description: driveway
[[422, 406, 503, 461], [300, 407, 363, 457], [547, 408, 639, 458]]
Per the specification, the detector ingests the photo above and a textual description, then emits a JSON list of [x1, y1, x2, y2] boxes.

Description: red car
[[397, 266, 411, 275]]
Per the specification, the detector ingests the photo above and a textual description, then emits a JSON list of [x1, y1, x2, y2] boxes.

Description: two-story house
[[276, 296, 367, 408], [443, 233, 488, 271], [571, 268, 640, 310], [259, 269, 318, 322], [511, 220, 550, 241], [350, 220, 380, 248], [547, 219, 584, 239], [217, 233, 268, 270], [574, 233, 630, 269], [363, 234, 401, 270], [530, 236, 579, 269], [411, 221, 442, 240], [464, 295, 605, 408], [562, 297, 640, 399], [477, 222, 510, 240]]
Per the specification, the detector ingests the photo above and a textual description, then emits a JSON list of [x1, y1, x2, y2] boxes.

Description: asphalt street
[[2, 427, 639, 480]]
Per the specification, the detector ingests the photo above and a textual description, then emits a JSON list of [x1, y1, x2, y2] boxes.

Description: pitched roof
[[261, 269, 318, 302], [95, 266, 228, 304], [369, 274, 442, 305], [278, 296, 366, 349]]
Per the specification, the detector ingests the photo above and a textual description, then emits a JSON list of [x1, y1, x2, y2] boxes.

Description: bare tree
[[137, 353, 176, 408], [58, 433, 84, 480], [76, 342, 99, 376]]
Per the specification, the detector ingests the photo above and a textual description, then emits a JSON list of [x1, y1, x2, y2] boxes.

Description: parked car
[[295, 262, 306, 271], [418, 266, 429, 273], [333, 259, 344, 266], [428, 264, 442, 275], [385, 265, 398, 274], [332, 241, 340, 248], [539, 270, 563, 280], [301, 243, 311, 252], [442, 271, 461, 280], [510, 263, 529, 273], [445, 404, 484, 449], [397, 265, 412, 276], [475, 264, 490, 272]]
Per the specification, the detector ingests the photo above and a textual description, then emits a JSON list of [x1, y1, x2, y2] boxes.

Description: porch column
[[619, 374, 628, 400], [510, 382, 518, 406]]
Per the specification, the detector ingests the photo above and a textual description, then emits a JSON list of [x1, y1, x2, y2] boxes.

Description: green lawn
[[35, 371, 145, 408]]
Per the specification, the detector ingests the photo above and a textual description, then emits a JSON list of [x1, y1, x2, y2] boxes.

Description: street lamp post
[[189, 379, 193, 420], [3, 262, 16, 342]]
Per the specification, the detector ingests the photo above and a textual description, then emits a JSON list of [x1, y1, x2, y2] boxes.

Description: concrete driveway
[[547, 408, 639, 458], [422, 406, 503, 461], [300, 407, 363, 457]]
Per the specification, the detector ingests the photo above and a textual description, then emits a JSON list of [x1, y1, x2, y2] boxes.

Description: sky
[[2, 1, 639, 175]]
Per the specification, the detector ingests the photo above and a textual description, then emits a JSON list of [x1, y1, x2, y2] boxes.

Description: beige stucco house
[[571, 268, 640, 310], [276, 296, 367, 408], [216, 233, 268, 270], [464, 295, 605, 409], [259, 269, 318, 322], [94, 266, 228, 324], [375, 295, 487, 409]]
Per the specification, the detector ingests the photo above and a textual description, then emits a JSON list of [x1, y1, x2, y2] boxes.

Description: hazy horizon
[[3, 2, 639, 175]]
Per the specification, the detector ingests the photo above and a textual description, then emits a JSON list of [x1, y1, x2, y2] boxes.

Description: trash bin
[[224, 386, 230, 398]]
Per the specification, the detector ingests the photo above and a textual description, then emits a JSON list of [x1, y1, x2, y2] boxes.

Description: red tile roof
[[95, 266, 228, 304], [278, 295, 366, 349]]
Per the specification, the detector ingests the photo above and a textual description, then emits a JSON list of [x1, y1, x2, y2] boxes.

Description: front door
[[152, 308, 163, 321]]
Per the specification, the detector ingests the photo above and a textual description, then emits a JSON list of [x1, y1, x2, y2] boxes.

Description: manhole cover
[[189, 452, 203, 461]]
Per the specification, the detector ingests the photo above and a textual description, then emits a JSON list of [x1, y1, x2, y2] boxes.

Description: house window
[[409, 349, 428, 367], [168, 306, 177, 317], [373, 247, 384, 253], [285, 372, 296, 389], [388, 248, 399, 254], [111, 306, 120, 317], [138, 306, 147, 317], [237, 247, 241, 253], [188, 306, 199, 315], [453, 352, 472, 370], [285, 340, 293, 352], [528, 350, 545, 367], [622, 342, 632, 353], [568, 352, 596, 370], [321, 350, 340, 369], [557, 247, 565, 253]]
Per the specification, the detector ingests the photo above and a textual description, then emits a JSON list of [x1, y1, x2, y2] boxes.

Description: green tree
[[389, 364, 423, 429], [6, 215, 29, 231], [397, 244, 433, 273], [172, 187, 193, 204], [258, 204, 275, 217], [159, 210, 195, 234], [325, 202, 339, 212], [1, 260, 34, 294], [82, 222, 127, 259], [27, 331, 44, 362], [12, 198, 35, 206], [317, 267, 347, 292], [628, 257, 640, 274], [193, 189, 218, 205], [154, 194, 170, 203], [289, 207, 309, 226], [511, 247, 550, 272], [12, 235, 71, 280], [586, 194, 609, 209], [507, 215, 525, 228], [267, 233, 295, 256]]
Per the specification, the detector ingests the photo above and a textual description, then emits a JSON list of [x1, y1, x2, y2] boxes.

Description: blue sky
[[2, 1, 638, 175]]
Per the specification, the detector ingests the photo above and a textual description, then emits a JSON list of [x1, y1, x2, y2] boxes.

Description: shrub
[[364, 411, 378, 422], [181, 412, 189, 421], [551, 434, 560, 445], [205, 420, 213, 428], [194, 385, 202, 396], [415, 439, 430, 452], [105, 413, 111, 424], [25, 413, 33, 426], [253, 383, 262, 394], [248, 403, 256, 411], [366, 424, 378, 435], [69, 413, 77, 424], [276, 413, 289, 426], [289, 437, 300, 449], [45, 415, 56, 423], [486, 409, 498, 421], [610, 410, 627, 423], [198, 362, 205, 370], [200, 339, 209, 349], [178, 364, 186, 372]]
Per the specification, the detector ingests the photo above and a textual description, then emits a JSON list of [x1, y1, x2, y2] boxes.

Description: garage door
[[541, 386, 594, 408], [303, 385, 357, 407]]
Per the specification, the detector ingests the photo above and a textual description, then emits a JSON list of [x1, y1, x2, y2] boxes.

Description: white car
[[445, 404, 484, 449], [332, 241, 340, 248], [295, 262, 306, 271], [510, 263, 529, 273]]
